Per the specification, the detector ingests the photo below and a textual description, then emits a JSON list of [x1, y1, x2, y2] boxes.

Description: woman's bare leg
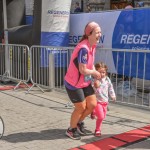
[[70, 100, 86, 128], [79, 94, 97, 122]]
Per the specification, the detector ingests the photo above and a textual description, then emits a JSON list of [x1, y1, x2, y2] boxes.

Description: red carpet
[[79, 138, 126, 150], [70, 125, 150, 150], [0, 83, 32, 90], [113, 128, 150, 143]]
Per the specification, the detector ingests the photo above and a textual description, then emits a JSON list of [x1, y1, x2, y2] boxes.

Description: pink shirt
[[65, 39, 96, 88]]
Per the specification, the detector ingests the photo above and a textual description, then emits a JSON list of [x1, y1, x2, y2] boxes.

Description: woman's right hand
[[92, 70, 101, 79]]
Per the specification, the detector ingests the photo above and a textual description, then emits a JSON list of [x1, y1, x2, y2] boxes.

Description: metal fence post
[[2, 1, 10, 81], [49, 53, 55, 90]]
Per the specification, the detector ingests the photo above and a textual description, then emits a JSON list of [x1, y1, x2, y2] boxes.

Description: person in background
[[136, 2, 144, 7], [74, 2, 82, 13], [91, 62, 116, 137], [64, 21, 102, 140], [125, 2, 133, 9]]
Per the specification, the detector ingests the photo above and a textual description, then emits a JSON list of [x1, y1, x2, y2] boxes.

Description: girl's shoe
[[94, 130, 101, 137]]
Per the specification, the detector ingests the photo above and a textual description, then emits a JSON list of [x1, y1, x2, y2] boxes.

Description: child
[[91, 62, 116, 137]]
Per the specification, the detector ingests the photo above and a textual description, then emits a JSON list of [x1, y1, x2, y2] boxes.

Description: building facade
[[71, 0, 150, 13]]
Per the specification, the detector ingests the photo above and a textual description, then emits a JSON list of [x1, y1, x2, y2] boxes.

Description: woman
[[64, 21, 102, 140]]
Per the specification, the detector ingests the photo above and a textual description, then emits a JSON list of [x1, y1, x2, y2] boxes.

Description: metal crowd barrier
[[29, 45, 150, 109], [0, 45, 5, 79], [29, 45, 74, 93], [0, 44, 30, 89], [0, 43, 149, 109], [63, 48, 150, 109], [95, 48, 150, 109]]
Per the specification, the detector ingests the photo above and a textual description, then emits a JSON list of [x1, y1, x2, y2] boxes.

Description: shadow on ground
[[2, 129, 68, 143]]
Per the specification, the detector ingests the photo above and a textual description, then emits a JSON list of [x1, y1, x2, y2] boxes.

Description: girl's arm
[[94, 80, 100, 88], [108, 80, 116, 101]]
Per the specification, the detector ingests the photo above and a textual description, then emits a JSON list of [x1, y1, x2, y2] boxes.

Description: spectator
[[125, 2, 133, 9], [74, 2, 82, 13], [136, 2, 144, 7]]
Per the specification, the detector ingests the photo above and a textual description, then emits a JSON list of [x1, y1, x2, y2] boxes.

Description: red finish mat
[[113, 128, 150, 143], [80, 138, 126, 150], [70, 125, 150, 150]]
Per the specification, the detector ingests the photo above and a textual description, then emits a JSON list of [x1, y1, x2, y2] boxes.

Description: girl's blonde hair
[[95, 62, 108, 72]]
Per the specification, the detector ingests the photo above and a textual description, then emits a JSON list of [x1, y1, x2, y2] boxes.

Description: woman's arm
[[79, 63, 101, 79]]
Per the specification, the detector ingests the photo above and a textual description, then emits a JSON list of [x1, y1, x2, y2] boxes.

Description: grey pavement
[[0, 87, 150, 150]]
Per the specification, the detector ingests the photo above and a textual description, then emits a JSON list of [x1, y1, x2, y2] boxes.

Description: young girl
[[91, 62, 116, 137]]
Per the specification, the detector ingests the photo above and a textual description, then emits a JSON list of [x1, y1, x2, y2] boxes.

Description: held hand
[[93, 70, 101, 79]]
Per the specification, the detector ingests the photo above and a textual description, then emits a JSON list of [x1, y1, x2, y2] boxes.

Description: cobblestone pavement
[[0, 89, 150, 150]]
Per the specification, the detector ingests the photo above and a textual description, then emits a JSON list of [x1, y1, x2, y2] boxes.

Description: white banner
[[40, 0, 71, 68], [70, 11, 120, 48], [41, 0, 71, 33], [70, 11, 120, 73], [41, 0, 71, 46]]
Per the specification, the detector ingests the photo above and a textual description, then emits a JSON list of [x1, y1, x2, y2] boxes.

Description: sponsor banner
[[70, 11, 120, 48], [70, 8, 150, 80], [40, 0, 71, 67], [112, 8, 150, 80], [70, 11, 120, 74], [41, 0, 71, 46]]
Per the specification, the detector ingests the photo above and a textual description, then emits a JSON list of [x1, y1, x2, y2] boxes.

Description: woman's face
[[89, 27, 102, 44]]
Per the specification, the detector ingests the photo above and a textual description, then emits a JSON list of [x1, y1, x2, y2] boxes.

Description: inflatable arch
[[0, 0, 41, 46]]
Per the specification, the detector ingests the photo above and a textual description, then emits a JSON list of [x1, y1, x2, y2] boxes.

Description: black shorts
[[65, 84, 95, 103]]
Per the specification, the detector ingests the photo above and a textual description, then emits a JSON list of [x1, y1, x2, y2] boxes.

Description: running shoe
[[77, 122, 86, 135], [65, 128, 81, 140], [77, 122, 93, 135]]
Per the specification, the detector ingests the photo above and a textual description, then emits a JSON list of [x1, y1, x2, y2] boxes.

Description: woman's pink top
[[65, 39, 96, 88]]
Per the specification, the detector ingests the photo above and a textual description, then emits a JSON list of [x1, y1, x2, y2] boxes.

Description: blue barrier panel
[[112, 8, 150, 80]]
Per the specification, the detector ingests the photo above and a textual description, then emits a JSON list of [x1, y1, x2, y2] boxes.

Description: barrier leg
[[65, 101, 74, 108], [14, 80, 30, 90], [26, 83, 44, 93], [0, 71, 10, 83]]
